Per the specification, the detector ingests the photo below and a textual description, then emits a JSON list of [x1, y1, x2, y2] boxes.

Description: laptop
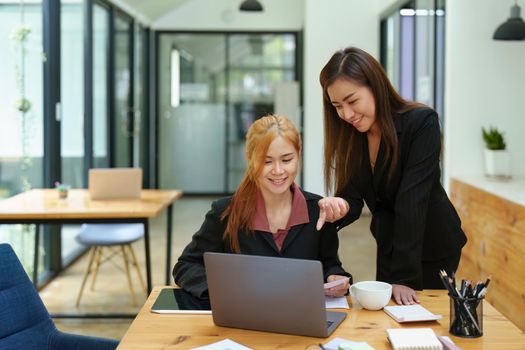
[[88, 168, 142, 200], [203, 252, 346, 338]]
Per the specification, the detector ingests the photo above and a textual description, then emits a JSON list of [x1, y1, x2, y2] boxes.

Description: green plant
[[482, 126, 506, 150]]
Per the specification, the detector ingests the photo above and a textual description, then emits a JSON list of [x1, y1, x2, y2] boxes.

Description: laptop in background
[[203, 252, 346, 338], [88, 168, 142, 200]]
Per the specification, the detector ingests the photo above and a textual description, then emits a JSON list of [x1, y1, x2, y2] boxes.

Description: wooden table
[[117, 287, 525, 349], [0, 189, 182, 317]]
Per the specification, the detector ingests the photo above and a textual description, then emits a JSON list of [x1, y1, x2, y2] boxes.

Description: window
[[0, 1, 45, 276]]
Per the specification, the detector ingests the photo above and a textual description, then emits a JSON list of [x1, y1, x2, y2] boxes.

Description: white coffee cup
[[350, 281, 392, 310]]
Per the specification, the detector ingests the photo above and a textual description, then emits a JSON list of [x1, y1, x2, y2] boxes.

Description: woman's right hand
[[316, 196, 350, 230]]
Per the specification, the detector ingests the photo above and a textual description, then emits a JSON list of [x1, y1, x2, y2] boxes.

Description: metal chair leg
[[76, 247, 98, 307], [121, 245, 136, 307], [127, 243, 147, 295]]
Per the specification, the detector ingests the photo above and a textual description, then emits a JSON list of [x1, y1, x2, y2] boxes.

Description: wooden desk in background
[[0, 189, 183, 302], [117, 287, 525, 349]]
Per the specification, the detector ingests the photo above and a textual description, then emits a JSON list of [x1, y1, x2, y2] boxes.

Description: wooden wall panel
[[450, 178, 525, 331]]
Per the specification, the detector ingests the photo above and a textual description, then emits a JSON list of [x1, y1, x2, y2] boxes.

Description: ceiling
[[113, 0, 189, 23]]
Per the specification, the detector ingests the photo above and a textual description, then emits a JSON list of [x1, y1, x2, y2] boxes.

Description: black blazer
[[338, 107, 466, 289], [173, 189, 351, 298]]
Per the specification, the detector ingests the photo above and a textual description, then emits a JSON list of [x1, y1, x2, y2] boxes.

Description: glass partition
[[60, 0, 84, 188], [226, 34, 297, 191], [158, 34, 227, 193], [114, 13, 133, 168], [60, 0, 85, 260], [93, 1, 110, 168], [380, 0, 445, 116], [158, 32, 298, 194], [134, 23, 147, 173], [0, 1, 44, 274], [415, 0, 436, 108]]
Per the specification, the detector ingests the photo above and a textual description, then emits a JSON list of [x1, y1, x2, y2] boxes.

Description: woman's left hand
[[392, 284, 420, 305], [324, 275, 350, 297]]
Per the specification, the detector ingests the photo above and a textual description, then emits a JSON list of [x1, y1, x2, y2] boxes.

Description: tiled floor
[[41, 196, 375, 341]]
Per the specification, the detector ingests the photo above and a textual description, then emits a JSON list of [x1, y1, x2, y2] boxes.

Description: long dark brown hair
[[221, 114, 301, 253], [319, 47, 421, 195]]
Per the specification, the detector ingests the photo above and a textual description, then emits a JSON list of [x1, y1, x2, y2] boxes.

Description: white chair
[[75, 223, 146, 307]]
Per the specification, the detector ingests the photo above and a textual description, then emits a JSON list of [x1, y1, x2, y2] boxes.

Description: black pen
[[319, 343, 326, 350], [460, 279, 466, 297], [484, 276, 491, 289], [473, 281, 481, 296]]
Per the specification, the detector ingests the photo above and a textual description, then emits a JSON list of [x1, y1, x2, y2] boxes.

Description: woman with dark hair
[[174, 114, 351, 299], [316, 47, 466, 305]]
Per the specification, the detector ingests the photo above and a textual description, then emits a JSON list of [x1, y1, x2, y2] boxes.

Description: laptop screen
[[88, 168, 142, 200]]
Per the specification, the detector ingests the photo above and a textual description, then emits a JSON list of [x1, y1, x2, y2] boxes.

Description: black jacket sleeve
[[337, 182, 364, 231], [172, 199, 227, 298]]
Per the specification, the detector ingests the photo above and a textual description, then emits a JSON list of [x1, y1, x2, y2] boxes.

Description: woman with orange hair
[[173, 114, 351, 298]]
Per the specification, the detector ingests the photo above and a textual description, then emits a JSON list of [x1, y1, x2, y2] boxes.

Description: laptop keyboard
[[326, 321, 334, 328]]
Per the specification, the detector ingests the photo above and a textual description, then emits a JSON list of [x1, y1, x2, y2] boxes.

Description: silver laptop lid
[[204, 252, 345, 338], [88, 168, 142, 200]]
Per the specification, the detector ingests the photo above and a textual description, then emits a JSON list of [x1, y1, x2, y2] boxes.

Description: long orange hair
[[222, 114, 301, 253]]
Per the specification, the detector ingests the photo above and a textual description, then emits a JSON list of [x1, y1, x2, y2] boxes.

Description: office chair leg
[[76, 247, 98, 307], [90, 246, 103, 291], [121, 245, 137, 307], [127, 243, 147, 295]]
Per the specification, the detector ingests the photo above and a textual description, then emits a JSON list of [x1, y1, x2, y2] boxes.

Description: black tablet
[[151, 288, 211, 314]]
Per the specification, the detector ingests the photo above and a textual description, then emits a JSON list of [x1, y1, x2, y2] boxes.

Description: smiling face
[[257, 135, 299, 197], [327, 78, 377, 133]]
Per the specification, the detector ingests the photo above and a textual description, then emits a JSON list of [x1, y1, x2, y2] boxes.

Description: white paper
[[325, 296, 350, 309], [323, 337, 375, 350], [191, 339, 253, 350]]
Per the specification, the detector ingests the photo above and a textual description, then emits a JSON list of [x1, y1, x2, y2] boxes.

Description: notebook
[[386, 328, 443, 350], [203, 252, 347, 338], [383, 304, 442, 322], [88, 168, 142, 200]]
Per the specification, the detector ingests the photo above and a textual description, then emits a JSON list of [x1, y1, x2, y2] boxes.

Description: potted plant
[[482, 126, 511, 179]]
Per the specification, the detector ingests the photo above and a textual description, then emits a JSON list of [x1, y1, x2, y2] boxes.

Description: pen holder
[[449, 294, 483, 338]]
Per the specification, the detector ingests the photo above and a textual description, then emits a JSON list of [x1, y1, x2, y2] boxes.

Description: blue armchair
[[0, 243, 119, 350]]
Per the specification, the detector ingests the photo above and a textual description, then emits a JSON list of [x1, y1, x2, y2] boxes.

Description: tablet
[[151, 288, 211, 314]]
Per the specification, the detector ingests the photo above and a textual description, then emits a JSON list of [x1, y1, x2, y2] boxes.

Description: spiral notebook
[[386, 328, 443, 350]]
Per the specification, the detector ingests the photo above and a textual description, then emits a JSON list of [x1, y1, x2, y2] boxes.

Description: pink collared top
[[251, 183, 310, 251]]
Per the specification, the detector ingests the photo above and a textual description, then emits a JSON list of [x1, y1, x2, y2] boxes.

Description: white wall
[[303, 0, 382, 195], [152, 0, 303, 30], [444, 0, 525, 188]]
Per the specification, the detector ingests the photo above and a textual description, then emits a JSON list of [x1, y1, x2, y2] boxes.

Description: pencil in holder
[[449, 294, 483, 338]]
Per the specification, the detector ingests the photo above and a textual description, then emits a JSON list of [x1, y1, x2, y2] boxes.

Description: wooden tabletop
[[0, 189, 183, 220], [117, 287, 525, 349]]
